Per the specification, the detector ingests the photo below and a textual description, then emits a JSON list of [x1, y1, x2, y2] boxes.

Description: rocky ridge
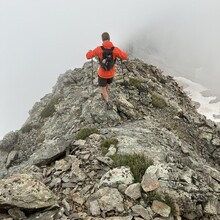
[[0, 59, 219, 220]]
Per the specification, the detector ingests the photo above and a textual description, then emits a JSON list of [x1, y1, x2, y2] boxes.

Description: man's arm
[[114, 47, 128, 60], [86, 46, 100, 59]]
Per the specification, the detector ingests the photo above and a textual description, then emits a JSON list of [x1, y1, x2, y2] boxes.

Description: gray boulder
[[0, 173, 57, 210]]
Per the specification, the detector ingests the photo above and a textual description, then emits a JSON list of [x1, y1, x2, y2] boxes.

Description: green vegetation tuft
[[164, 194, 178, 216], [20, 123, 39, 133], [100, 138, 118, 155], [128, 77, 145, 90], [76, 127, 99, 140], [145, 192, 177, 216], [40, 95, 62, 118], [151, 94, 167, 108], [110, 153, 153, 183]]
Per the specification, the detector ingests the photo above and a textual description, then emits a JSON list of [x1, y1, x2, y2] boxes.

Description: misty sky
[[1, 0, 220, 139]]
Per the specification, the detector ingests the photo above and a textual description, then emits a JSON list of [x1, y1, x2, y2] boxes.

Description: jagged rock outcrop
[[0, 59, 220, 219]]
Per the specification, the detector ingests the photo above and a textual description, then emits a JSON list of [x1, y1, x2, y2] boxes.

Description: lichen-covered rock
[[125, 183, 141, 200], [141, 166, 160, 192], [204, 197, 218, 215], [98, 166, 134, 188], [131, 205, 152, 219], [151, 200, 171, 217], [88, 187, 124, 215], [0, 174, 57, 210]]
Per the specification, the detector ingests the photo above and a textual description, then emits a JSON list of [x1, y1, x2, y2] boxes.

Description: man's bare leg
[[101, 84, 113, 109], [106, 83, 110, 91], [101, 86, 109, 102]]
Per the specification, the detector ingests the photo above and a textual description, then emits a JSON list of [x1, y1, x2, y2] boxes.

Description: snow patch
[[175, 77, 220, 123]]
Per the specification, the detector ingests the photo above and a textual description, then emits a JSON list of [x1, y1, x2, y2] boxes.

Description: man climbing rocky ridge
[[0, 59, 219, 219]]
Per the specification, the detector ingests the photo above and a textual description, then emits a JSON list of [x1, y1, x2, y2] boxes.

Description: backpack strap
[[101, 46, 115, 51], [100, 46, 115, 61]]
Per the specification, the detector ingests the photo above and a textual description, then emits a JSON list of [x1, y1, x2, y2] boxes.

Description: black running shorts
[[98, 76, 114, 87]]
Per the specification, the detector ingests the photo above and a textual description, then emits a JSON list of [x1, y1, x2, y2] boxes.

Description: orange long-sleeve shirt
[[86, 40, 128, 78]]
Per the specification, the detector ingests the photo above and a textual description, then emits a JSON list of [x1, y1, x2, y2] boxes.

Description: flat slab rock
[[0, 173, 57, 210], [29, 140, 69, 166]]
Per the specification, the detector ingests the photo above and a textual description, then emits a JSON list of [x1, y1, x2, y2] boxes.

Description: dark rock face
[[0, 59, 219, 219]]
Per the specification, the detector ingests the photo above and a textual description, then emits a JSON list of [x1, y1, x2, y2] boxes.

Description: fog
[[1, 0, 220, 139], [128, 1, 220, 90]]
